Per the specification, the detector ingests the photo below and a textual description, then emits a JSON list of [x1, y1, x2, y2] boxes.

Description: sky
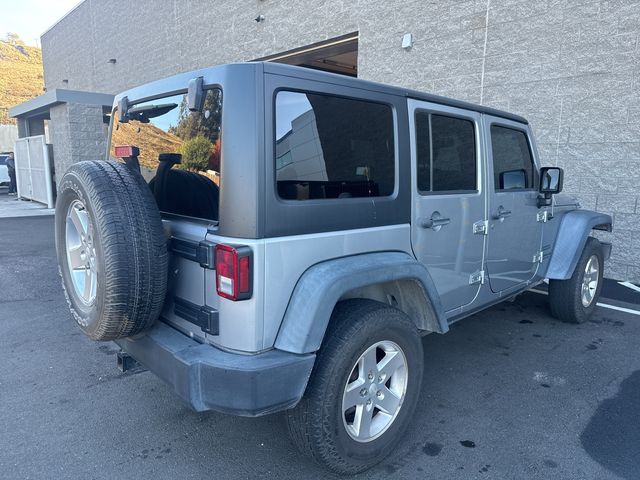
[[0, 0, 81, 46]]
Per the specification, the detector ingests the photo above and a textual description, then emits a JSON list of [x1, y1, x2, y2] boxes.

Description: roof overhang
[[9, 89, 114, 119]]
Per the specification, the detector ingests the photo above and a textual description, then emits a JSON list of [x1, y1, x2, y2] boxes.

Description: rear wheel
[[286, 299, 424, 474], [549, 237, 603, 324]]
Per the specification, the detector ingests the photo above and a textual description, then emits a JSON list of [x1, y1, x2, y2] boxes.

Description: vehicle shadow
[[580, 370, 640, 480]]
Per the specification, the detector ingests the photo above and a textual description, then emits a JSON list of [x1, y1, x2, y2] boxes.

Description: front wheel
[[549, 237, 604, 324], [285, 299, 424, 474]]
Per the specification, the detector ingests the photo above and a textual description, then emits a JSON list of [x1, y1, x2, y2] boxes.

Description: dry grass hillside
[[110, 119, 184, 170], [0, 34, 44, 124]]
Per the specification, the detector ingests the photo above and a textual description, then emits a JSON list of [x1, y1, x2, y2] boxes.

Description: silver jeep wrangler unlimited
[[55, 63, 612, 474]]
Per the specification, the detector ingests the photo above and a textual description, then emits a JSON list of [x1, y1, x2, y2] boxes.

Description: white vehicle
[[0, 154, 10, 185]]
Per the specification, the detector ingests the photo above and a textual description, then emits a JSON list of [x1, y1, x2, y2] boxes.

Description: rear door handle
[[493, 206, 512, 220], [421, 212, 451, 231]]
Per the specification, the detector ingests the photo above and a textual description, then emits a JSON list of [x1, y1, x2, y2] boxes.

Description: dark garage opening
[[256, 32, 358, 77]]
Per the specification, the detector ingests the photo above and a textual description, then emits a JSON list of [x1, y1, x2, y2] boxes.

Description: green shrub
[[180, 136, 212, 171]]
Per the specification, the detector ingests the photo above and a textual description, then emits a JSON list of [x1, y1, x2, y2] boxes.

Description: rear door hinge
[[537, 210, 549, 223], [532, 251, 544, 263], [469, 270, 485, 285], [473, 220, 488, 235]]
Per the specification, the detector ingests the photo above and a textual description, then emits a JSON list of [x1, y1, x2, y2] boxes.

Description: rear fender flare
[[274, 252, 448, 355]]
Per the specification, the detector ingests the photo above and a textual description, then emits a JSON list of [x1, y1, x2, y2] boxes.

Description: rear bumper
[[115, 322, 315, 417]]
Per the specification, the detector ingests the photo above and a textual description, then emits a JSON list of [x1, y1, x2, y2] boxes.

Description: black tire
[[549, 237, 604, 324], [285, 299, 424, 474], [55, 160, 168, 340]]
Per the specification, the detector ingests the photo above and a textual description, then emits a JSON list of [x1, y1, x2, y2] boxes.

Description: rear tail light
[[215, 244, 252, 301]]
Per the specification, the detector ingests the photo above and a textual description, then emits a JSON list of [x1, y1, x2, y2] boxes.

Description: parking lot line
[[619, 281, 640, 294], [529, 289, 640, 317]]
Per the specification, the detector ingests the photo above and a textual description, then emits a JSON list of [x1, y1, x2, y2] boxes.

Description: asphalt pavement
[[1, 215, 639, 480]]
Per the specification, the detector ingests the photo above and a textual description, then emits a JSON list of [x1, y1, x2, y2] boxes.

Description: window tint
[[275, 91, 395, 200], [415, 112, 477, 193], [490, 125, 535, 191], [110, 89, 222, 220]]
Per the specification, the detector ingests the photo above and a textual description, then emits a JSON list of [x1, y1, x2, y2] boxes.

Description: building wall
[[0, 125, 18, 152], [49, 103, 108, 178], [41, 0, 640, 280]]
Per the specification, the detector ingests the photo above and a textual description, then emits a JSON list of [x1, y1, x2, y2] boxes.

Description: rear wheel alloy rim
[[342, 340, 408, 443], [65, 199, 97, 305], [581, 254, 599, 307]]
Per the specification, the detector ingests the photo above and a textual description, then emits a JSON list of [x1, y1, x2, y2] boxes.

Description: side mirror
[[538, 166, 563, 208], [539, 167, 563, 195]]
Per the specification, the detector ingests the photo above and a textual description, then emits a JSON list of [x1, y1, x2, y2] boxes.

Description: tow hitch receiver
[[117, 350, 145, 373]]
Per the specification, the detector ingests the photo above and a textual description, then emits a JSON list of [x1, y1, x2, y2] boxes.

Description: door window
[[415, 112, 477, 193], [490, 125, 535, 191]]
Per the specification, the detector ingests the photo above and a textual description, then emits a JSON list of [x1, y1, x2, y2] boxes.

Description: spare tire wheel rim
[[581, 254, 599, 308], [342, 340, 408, 443], [65, 199, 98, 305]]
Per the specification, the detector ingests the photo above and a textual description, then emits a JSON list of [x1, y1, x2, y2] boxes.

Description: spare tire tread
[[55, 160, 168, 340]]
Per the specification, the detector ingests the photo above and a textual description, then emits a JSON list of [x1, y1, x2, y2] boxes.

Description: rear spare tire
[[55, 160, 168, 340]]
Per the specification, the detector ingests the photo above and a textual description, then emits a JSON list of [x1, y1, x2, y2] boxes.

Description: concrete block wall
[[41, 0, 640, 280], [49, 103, 108, 181]]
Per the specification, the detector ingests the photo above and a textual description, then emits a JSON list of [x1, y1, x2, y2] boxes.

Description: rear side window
[[415, 112, 477, 193], [490, 125, 535, 191], [275, 91, 395, 200]]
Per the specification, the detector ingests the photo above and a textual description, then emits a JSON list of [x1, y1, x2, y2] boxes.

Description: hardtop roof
[[114, 62, 527, 125], [262, 62, 528, 124]]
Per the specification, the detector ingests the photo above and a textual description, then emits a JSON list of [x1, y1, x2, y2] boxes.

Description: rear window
[[274, 91, 395, 200], [110, 89, 222, 220]]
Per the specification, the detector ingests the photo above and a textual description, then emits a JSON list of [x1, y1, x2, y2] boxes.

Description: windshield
[[110, 88, 222, 220]]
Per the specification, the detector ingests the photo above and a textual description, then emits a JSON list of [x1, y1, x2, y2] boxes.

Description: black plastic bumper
[[115, 322, 315, 417]]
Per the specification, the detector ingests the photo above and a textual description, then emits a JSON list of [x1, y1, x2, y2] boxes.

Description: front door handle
[[421, 211, 451, 231], [493, 206, 512, 220]]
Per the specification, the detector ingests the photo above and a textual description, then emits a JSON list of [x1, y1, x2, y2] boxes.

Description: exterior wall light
[[108, 58, 116, 64], [402, 33, 413, 50], [255, 14, 265, 22]]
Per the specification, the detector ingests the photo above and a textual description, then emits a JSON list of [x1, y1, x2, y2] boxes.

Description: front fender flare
[[546, 210, 612, 280], [274, 252, 448, 355]]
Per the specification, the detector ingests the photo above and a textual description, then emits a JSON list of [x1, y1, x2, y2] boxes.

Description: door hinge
[[537, 210, 549, 223], [473, 220, 489, 235], [532, 251, 544, 263], [469, 270, 485, 285]]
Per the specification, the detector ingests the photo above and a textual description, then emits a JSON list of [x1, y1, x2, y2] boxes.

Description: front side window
[[490, 125, 535, 191], [415, 112, 477, 193], [275, 91, 395, 200], [110, 89, 222, 220]]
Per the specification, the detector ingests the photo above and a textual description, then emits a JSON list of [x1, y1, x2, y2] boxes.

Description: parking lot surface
[[1, 216, 639, 480], [0, 190, 54, 218]]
